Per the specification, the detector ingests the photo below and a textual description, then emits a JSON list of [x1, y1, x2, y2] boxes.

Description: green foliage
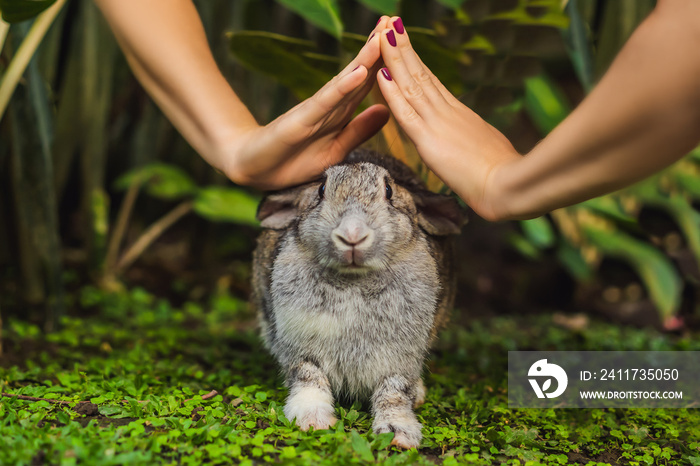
[[2, 287, 700, 464], [114, 163, 199, 201], [581, 222, 682, 319], [523, 74, 572, 135], [232, 0, 568, 118], [228, 31, 335, 100], [115, 163, 260, 227], [521, 217, 555, 249], [193, 186, 260, 227], [275, 0, 343, 38], [523, 72, 700, 321], [434, 0, 466, 10], [0, 0, 56, 23], [356, 0, 399, 16], [6, 23, 64, 329]]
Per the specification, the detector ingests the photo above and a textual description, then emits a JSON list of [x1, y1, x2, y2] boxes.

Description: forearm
[[95, 0, 258, 173], [492, 0, 700, 220]]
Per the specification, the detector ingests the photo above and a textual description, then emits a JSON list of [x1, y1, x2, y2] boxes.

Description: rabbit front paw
[[284, 386, 337, 431], [373, 416, 422, 449]]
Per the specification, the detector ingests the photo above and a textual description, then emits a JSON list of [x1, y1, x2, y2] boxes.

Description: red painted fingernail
[[376, 17, 382, 25], [381, 68, 392, 81], [387, 30, 397, 47], [394, 18, 404, 34], [368, 32, 375, 42], [353, 66, 360, 71]]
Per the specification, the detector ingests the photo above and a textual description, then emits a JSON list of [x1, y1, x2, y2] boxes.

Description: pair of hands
[[227, 16, 520, 220]]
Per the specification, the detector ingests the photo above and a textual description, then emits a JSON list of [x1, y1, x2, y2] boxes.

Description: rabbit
[[250, 150, 465, 449]]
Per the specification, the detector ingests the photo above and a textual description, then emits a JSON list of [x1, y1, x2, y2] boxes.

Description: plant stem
[[115, 201, 193, 274], [0, 0, 67, 120], [0, 18, 9, 53], [104, 179, 142, 274]]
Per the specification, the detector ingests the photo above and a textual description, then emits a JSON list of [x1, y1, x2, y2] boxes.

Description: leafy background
[[2, 0, 700, 464]]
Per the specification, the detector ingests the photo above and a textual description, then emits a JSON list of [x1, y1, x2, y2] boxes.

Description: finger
[[336, 15, 392, 87], [298, 17, 391, 128], [335, 104, 390, 154], [380, 23, 444, 115], [295, 66, 368, 130], [414, 52, 461, 107], [387, 17, 456, 106], [376, 67, 425, 135]]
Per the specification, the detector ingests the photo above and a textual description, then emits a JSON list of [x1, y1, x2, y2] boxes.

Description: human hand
[[224, 17, 393, 190], [376, 18, 522, 221]]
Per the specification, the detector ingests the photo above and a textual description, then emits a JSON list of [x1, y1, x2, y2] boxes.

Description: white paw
[[284, 386, 337, 431], [373, 416, 422, 449]]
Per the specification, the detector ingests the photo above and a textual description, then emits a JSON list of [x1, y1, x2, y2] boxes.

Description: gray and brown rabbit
[[250, 150, 465, 449]]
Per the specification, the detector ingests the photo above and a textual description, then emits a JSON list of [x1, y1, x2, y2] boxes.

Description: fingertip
[[367, 103, 391, 126], [337, 65, 367, 93], [386, 29, 397, 47], [379, 67, 393, 82], [387, 16, 402, 31], [392, 17, 404, 34], [349, 64, 367, 80]]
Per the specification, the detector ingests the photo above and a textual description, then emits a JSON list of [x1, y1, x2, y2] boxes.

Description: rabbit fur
[[250, 150, 465, 449]]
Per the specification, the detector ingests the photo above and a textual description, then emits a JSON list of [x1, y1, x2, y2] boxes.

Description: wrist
[[480, 156, 543, 221], [215, 124, 263, 186]]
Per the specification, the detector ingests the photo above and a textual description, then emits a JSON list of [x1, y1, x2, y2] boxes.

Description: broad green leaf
[[435, 0, 466, 9], [193, 186, 260, 227], [594, 0, 653, 79], [371, 432, 395, 450], [635, 188, 700, 265], [582, 224, 681, 319], [524, 74, 571, 134], [7, 27, 64, 329], [521, 217, 555, 248], [229, 31, 334, 100], [357, 0, 399, 15], [230, 30, 318, 56], [578, 197, 636, 225], [674, 170, 700, 200], [300, 51, 341, 76], [488, 1, 568, 28], [350, 430, 374, 462], [688, 145, 700, 163], [562, 0, 594, 91], [114, 163, 198, 201], [275, 0, 343, 38], [507, 232, 541, 260], [557, 241, 593, 281], [663, 197, 700, 265], [462, 34, 496, 54], [340, 32, 368, 54], [0, 0, 56, 23]]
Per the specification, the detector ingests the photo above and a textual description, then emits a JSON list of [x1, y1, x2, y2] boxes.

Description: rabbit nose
[[333, 217, 373, 249]]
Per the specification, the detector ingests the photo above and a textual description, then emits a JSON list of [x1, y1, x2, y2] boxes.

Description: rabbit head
[[256, 159, 464, 275]]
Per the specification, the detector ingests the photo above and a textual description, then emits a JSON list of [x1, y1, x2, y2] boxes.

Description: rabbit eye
[[385, 183, 393, 200], [319, 183, 325, 199]]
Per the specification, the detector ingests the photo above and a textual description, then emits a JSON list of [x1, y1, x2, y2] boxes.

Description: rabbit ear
[[257, 191, 299, 229], [414, 192, 467, 236]]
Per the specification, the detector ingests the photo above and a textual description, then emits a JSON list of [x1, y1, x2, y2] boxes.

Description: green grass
[[2, 287, 700, 465]]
